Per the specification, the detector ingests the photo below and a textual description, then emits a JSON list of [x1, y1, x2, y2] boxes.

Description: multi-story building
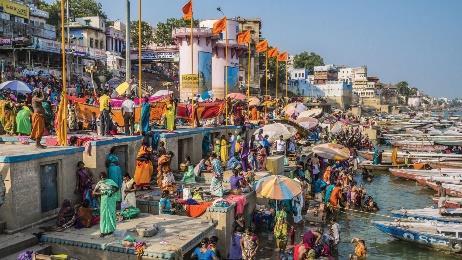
[[68, 16, 107, 72], [290, 68, 308, 80], [236, 17, 261, 94], [338, 67, 353, 84], [105, 20, 126, 72], [313, 64, 338, 85]]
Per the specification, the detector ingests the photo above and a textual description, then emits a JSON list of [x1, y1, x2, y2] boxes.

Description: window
[[100, 40, 104, 49], [90, 38, 94, 48], [95, 40, 98, 49]]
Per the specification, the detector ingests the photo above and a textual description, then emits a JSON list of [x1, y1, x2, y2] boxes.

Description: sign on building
[[130, 50, 179, 62], [181, 74, 199, 91], [0, 0, 29, 19]]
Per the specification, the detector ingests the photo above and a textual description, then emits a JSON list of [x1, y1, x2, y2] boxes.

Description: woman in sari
[[209, 153, 224, 197], [214, 139, 221, 159], [165, 104, 175, 131], [182, 156, 196, 184], [241, 228, 259, 260], [3, 100, 17, 135], [257, 144, 267, 171], [220, 135, 229, 163], [75, 161, 96, 206], [250, 106, 258, 121], [134, 140, 153, 189], [93, 172, 118, 237], [56, 199, 75, 228], [16, 105, 31, 135], [240, 140, 250, 172], [42, 98, 54, 132], [140, 97, 151, 135], [372, 145, 380, 165], [106, 147, 123, 202], [121, 174, 137, 208], [157, 151, 175, 193]]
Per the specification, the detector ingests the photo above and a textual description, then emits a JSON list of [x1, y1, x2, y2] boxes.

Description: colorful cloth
[[141, 102, 150, 133], [106, 154, 122, 202], [226, 194, 247, 215], [165, 104, 175, 131], [220, 139, 229, 162], [30, 113, 45, 141], [134, 146, 153, 187], [182, 165, 196, 183], [16, 106, 31, 135]]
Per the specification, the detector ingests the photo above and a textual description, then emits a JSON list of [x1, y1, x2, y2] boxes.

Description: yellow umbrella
[[312, 143, 351, 161], [115, 82, 130, 95]]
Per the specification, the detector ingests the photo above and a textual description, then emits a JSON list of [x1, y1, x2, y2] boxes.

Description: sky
[[92, 0, 461, 97]]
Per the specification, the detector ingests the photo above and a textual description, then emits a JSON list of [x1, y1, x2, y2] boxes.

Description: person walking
[[99, 90, 111, 136], [121, 95, 135, 135]]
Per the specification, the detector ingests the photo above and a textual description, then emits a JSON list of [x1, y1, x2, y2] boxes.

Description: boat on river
[[389, 168, 462, 181], [358, 150, 462, 163], [432, 197, 462, 209], [358, 161, 406, 172], [391, 208, 462, 223], [429, 161, 462, 169], [373, 220, 462, 253]]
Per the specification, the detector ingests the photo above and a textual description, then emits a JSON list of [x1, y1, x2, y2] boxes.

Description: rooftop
[[0, 144, 83, 163]]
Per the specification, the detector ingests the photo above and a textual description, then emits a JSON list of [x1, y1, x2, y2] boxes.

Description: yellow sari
[[220, 139, 228, 162], [165, 104, 175, 131]]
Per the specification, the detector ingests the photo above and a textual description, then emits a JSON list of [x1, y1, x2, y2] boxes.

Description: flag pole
[[264, 50, 268, 118], [60, 0, 67, 146], [138, 0, 142, 117], [285, 60, 288, 98], [225, 21, 229, 126], [247, 41, 251, 115], [276, 58, 279, 100], [190, 0, 196, 127]]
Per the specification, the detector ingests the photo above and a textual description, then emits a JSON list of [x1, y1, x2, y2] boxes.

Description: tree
[[258, 51, 287, 96], [38, 0, 107, 29], [130, 21, 154, 47], [293, 51, 325, 74], [153, 18, 199, 46]]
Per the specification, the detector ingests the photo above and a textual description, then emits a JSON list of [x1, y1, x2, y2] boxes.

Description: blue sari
[[141, 102, 150, 134], [106, 154, 122, 201], [372, 146, 380, 165]]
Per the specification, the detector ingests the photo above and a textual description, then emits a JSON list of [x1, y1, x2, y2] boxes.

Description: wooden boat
[[373, 221, 462, 253], [391, 208, 462, 223], [432, 197, 462, 209], [435, 140, 462, 146], [389, 169, 462, 181], [430, 161, 462, 169], [359, 150, 462, 163], [417, 176, 462, 186], [358, 161, 406, 172]]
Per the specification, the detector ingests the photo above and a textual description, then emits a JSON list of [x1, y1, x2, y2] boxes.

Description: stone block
[[266, 155, 284, 175]]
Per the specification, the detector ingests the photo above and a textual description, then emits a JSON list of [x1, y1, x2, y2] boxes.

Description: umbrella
[[0, 80, 32, 94], [298, 108, 323, 119], [284, 102, 307, 117], [115, 82, 130, 96], [248, 96, 260, 107], [312, 143, 351, 161], [227, 92, 246, 100], [151, 90, 173, 98], [296, 117, 318, 130], [256, 175, 302, 200], [255, 123, 297, 143]]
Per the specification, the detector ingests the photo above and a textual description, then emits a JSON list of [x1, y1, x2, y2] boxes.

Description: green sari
[[96, 178, 118, 234], [16, 106, 31, 135]]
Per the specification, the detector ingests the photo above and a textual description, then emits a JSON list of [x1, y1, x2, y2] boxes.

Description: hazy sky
[[83, 0, 461, 97]]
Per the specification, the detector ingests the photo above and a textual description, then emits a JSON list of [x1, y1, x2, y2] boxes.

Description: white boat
[[392, 208, 462, 223]]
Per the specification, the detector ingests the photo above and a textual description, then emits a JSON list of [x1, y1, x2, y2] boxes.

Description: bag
[[121, 206, 140, 220]]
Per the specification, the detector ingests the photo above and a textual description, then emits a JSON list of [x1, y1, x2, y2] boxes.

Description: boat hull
[[374, 222, 462, 253]]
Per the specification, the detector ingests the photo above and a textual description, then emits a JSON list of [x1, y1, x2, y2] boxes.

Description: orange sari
[[134, 146, 153, 188]]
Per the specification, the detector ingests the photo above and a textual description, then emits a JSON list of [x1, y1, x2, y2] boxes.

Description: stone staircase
[[0, 232, 51, 259]]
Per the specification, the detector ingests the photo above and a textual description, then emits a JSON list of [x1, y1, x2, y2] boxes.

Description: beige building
[[69, 16, 107, 63]]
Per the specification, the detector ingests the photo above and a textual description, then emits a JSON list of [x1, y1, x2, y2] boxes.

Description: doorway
[[40, 163, 58, 212]]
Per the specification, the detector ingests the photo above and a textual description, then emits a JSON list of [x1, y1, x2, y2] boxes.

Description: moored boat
[[358, 161, 406, 172], [432, 197, 462, 209], [373, 220, 462, 253], [391, 208, 462, 223]]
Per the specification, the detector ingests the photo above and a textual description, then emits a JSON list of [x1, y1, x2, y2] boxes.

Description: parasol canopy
[[151, 90, 173, 98], [248, 96, 260, 107], [256, 175, 302, 200], [115, 82, 130, 95], [227, 92, 246, 100], [284, 102, 307, 117], [0, 80, 32, 94], [312, 143, 351, 161], [296, 117, 318, 130], [255, 123, 297, 143], [298, 108, 323, 119]]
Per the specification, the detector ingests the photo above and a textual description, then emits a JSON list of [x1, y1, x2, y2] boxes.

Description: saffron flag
[[56, 95, 67, 146], [237, 30, 251, 45], [212, 17, 227, 34], [277, 52, 288, 62], [256, 40, 268, 53], [268, 48, 279, 58], [182, 0, 193, 20]]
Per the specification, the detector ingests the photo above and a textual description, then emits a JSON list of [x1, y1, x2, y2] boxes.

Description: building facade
[[313, 64, 338, 85], [236, 17, 261, 94], [105, 20, 126, 72]]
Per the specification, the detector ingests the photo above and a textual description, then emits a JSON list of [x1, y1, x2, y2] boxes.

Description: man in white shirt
[[121, 95, 135, 135], [275, 135, 286, 155]]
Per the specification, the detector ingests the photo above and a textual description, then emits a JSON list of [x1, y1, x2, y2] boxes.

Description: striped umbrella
[[256, 175, 302, 200], [312, 143, 351, 161]]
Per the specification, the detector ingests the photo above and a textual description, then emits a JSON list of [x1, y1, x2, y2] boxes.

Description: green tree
[[131, 21, 154, 47], [38, 0, 107, 29], [259, 52, 287, 96], [153, 18, 199, 46], [293, 51, 324, 74]]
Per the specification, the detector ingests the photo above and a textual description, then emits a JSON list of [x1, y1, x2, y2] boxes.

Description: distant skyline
[[84, 1, 461, 97]]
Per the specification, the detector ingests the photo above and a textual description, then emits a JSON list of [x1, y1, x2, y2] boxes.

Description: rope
[[339, 207, 396, 219]]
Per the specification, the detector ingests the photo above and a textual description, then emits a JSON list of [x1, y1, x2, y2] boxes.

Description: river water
[[337, 173, 457, 259]]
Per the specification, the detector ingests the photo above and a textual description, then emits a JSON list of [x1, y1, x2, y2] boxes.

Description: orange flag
[[182, 0, 193, 20], [277, 52, 288, 62], [237, 30, 251, 45], [268, 48, 279, 58], [212, 17, 227, 34], [256, 40, 268, 53]]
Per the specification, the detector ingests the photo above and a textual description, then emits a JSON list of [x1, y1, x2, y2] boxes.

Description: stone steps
[[0, 232, 38, 257]]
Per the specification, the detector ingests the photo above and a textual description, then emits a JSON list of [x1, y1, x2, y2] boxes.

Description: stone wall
[[0, 148, 83, 231]]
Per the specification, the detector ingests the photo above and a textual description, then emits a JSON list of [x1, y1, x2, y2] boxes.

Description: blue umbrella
[[0, 80, 32, 94]]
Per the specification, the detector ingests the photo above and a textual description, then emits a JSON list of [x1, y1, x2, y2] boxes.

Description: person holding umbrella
[[30, 89, 46, 148]]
